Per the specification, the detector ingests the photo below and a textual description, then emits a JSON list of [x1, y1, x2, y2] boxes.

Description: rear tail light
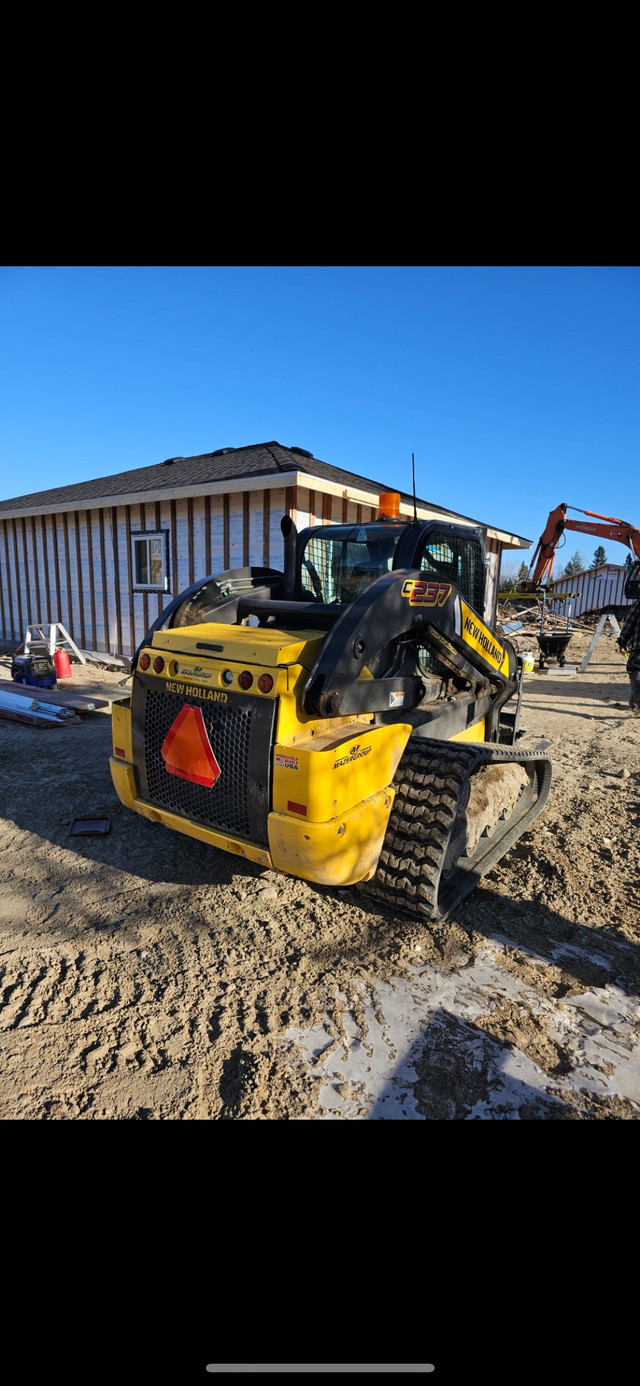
[[153, 656, 165, 673], [139, 653, 151, 670], [258, 674, 273, 693], [238, 671, 253, 690]]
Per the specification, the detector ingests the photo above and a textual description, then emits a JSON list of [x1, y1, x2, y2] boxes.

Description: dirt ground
[[1, 621, 639, 1120]]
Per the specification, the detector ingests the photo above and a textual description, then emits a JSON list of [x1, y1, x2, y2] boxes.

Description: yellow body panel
[[111, 698, 133, 761], [450, 718, 486, 743], [151, 622, 324, 670], [109, 756, 137, 807], [160, 665, 287, 703], [275, 664, 372, 742], [268, 787, 396, 886], [272, 719, 411, 821]]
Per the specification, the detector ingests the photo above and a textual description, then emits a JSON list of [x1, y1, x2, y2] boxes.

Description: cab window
[[300, 525, 402, 603]]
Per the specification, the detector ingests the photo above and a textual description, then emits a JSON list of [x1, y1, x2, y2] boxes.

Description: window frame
[[130, 529, 170, 592]]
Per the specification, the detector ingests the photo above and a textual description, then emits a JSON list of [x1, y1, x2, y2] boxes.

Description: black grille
[[418, 530, 486, 678], [144, 689, 255, 837], [421, 530, 485, 613]]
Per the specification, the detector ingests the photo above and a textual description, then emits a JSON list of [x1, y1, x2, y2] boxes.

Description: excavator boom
[[524, 502, 640, 588]]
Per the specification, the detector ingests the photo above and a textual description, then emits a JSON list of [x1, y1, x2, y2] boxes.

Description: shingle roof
[[0, 439, 508, 534]]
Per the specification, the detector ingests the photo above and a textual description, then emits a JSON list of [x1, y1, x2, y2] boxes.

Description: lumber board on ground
[[0, 690, 82, 727], [0, 680, 108, 710]]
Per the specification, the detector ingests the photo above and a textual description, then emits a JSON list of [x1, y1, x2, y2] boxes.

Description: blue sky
[[1, 265, 638, 573]]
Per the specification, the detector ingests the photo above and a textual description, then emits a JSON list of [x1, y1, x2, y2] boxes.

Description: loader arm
[[300, 569, 517, 718]]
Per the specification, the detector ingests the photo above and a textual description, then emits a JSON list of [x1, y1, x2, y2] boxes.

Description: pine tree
[[500, 559, 533, 592], [591, 546, 607, 568], [499, 563, 516, 592], [563, 551, 586, 576]]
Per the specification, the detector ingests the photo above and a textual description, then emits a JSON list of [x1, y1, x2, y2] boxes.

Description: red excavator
[[523, 503, 640, 590]]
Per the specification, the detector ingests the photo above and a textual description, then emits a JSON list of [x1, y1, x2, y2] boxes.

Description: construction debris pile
[[496, 598, 603, 645], [496, 594, 623, 674]]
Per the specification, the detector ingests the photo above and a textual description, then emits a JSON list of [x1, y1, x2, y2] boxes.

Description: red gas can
[[53, 648, 73, 679]]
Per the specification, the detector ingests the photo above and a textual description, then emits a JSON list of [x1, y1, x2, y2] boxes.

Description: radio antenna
[[412, 452, 417, 523]]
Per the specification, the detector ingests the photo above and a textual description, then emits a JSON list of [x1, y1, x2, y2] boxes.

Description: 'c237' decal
[[401, 579, 452, 606]]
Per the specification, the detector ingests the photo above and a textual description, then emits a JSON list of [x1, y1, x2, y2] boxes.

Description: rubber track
[[361, 737, 552, 924]]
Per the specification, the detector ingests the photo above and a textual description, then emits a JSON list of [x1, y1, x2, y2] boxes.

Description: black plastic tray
[[69, 817, 111, 836]]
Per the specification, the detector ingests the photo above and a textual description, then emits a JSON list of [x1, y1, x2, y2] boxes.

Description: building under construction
[[548, 564, 634, 619]]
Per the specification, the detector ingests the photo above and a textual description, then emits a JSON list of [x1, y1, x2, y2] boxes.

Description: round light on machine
[[238, 671, 254, 690], [139, 652, 151, 671], [153, 656, 165, 674], [378, 491, 400, 519], [169, 661, 179, 676], [258, 674, 274, 693], [221, 669, 234, 685]]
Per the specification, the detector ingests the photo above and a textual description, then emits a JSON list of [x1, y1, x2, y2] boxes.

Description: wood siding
[[550, 566, 634, 618]]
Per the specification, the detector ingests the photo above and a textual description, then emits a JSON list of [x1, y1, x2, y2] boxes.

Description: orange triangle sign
[[161, 705, 221, 787]]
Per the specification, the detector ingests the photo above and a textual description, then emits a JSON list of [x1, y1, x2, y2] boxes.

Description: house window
[[131, 531, 169, 590]]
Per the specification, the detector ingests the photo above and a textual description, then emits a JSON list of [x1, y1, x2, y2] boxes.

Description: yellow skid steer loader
[[111, 492, 550, 922]]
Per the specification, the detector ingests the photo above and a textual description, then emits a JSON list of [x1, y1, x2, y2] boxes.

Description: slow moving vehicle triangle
[[161, 705, 221, 787]]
